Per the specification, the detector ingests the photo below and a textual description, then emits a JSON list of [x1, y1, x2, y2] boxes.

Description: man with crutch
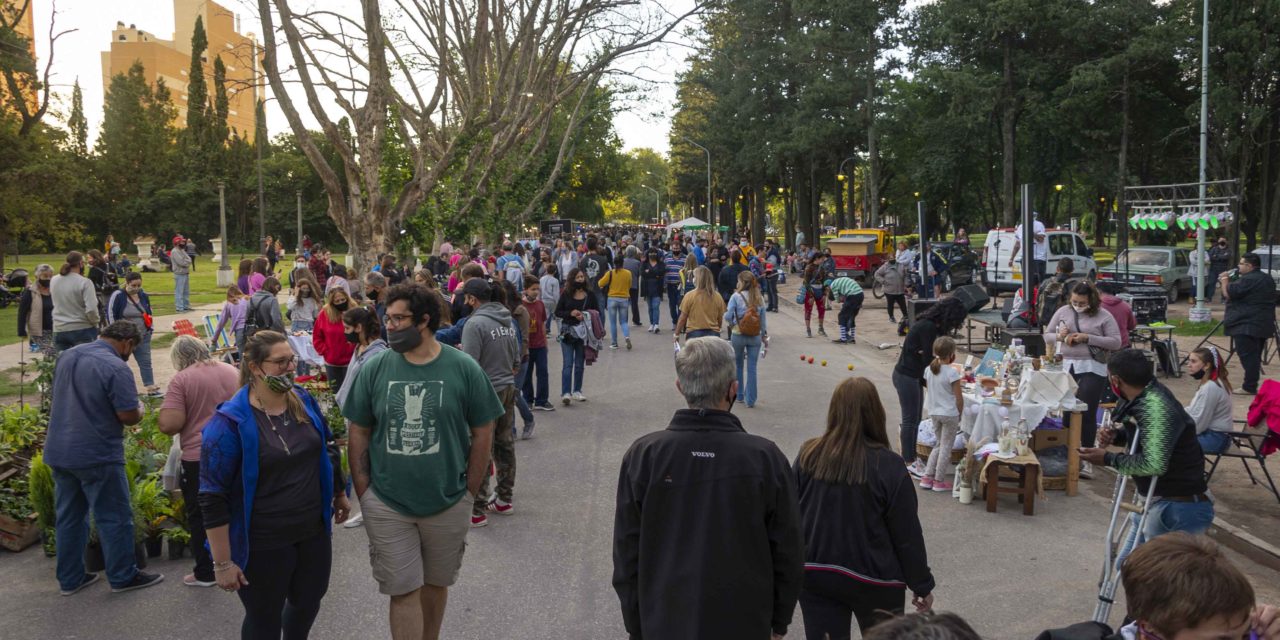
[[1081, 348, 1214, 543]]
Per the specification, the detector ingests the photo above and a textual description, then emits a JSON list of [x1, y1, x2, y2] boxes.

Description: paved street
[[2, 296, 1278, 639]]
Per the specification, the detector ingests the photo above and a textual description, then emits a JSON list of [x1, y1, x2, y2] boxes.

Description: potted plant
[[0, 476, 40, 552], [163, 527, 190, 560], [131, 477, 167, 557], [27, 454, 56, 556]]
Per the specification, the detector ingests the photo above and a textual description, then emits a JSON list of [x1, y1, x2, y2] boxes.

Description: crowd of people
[[26, 222, 1280, 640]]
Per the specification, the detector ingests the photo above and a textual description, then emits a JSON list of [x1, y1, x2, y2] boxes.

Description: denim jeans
[[523, 346, 549, 406], [1197, 430, 1231, 455], [666, 283, 683, 324], [560, 340, 585, 394], [52, 464, 138, 590], [513, 359, 534, 427], [731, 334, 762, 407], [687, 329, 720, 340], [173, 272, 191, 311], [133, 331, 155, 387], [54, 327, 98, 352], [764, 277, 779, 310], [607, 298, 630, 344], [1117, 495, 1215, 568], [646, 296, 662, 327]]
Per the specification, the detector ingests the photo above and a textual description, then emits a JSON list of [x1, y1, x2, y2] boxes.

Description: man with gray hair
[[158, 335, 240, 587], [612, 337, 803, 640]]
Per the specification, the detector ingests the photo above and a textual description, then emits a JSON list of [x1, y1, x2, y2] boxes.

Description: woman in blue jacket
[[200, 330, 349, 639]]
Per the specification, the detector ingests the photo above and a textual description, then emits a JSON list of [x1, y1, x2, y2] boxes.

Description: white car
[[981, 228, 1098, 296], [1249, 245, 1280, 298]]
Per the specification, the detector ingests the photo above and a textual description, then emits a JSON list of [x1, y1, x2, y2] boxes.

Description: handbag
[[1071, 308, 1112, 364], [795, 290, 806, 305]]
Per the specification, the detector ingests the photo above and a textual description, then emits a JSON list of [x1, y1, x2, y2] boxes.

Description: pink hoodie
[[1100, 295, 1136, 348]]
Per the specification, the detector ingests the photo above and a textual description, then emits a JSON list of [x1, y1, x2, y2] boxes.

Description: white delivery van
[[981, 228, 1098, 296]]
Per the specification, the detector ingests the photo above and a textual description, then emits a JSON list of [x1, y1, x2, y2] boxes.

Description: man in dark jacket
[[717, 249, 748, 302], [613, 337, 803, 640], [1219, 252, 1277, 394]]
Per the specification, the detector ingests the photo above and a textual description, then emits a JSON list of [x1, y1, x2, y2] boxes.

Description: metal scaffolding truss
[[1122, 179, 1239, 211]]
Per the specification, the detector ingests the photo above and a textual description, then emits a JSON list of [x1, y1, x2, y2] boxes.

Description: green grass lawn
[[0, 253, 344, 347]]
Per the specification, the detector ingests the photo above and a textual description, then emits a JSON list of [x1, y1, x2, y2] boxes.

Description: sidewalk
[[772, 278, 1280, 568]]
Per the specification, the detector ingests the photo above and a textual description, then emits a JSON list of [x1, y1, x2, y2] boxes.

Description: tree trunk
[[866, 40, 881, 227], [753, 185, 767, 246], [1000, 36, 1017, 227]]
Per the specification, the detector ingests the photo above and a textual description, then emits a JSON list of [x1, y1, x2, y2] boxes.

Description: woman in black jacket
[[554, 268, 599, 404], [18, 264, 54, 355], [640, 248, 665, 332], [795, 377, 935, 639], [892, 297, 968, 473]]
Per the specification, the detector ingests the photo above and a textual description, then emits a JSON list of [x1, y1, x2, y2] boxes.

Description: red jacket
[[1247, 379, 1280, 456], [524, 299, 548, 349], [312, 309, 355, 367], [1101, 295, 1137, 348]]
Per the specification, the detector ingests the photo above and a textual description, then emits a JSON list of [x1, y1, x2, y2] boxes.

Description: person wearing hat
[[170, 236, 193, 312], [457, 278, 521, 526]]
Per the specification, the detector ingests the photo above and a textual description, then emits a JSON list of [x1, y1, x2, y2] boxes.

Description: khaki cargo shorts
[[360, 489, 471, 595]]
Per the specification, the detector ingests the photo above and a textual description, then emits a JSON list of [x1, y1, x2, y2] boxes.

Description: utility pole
[[217, 182, 233, 287], [681, 135, 711, 225]]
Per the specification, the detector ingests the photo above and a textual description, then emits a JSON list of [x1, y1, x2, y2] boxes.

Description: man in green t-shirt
[[344, 283, 504, 640]]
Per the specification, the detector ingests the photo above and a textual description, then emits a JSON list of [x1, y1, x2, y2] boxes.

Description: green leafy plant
[[0, 403, 45, 458], [129, 477, 168, 541], [0, 476, 35, 520], [27, 453, 55, 530], [161, 527, 190, 545]]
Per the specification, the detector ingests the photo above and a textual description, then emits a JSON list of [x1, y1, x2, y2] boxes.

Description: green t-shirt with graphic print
[[342, 344, 505, 517]]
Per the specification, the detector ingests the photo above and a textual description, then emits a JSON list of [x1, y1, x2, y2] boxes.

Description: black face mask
[[38, 279, 51, 288], [333, 301, 349, 311], [388, 325, 424, 353], [344, 330, 360, 344], [1191, 370, 1206, 380], [367, 289, 379, 302]]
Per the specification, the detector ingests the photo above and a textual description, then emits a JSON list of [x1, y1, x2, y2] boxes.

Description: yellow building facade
[[100, 0, 261, 140], [1, 0, 39, 115]]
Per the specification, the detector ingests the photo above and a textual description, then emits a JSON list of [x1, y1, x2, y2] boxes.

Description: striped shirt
[[664, 254, 684, 285]]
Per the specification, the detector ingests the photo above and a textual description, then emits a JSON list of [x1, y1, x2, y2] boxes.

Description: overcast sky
[[32, 0, 696, 156]]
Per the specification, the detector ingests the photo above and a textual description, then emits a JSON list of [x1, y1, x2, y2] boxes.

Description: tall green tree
[[185, 15, 209, 141], [67, 79, 88, 157]]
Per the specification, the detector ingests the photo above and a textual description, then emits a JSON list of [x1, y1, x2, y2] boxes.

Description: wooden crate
[[0, 512, 40, 552], [916, 443, 966, 465]]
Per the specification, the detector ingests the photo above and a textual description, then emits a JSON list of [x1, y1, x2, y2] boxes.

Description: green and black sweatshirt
[[1106, 381, 1208, 498]]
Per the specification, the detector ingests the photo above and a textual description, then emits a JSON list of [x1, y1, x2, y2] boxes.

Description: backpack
[[735, 293, 762, 337], [243, 295, 269, 339], [1034, 276, 1081, 327]]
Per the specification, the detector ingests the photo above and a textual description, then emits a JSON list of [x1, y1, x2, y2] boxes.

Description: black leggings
[[238, 532, 332, 640], [886, 294, 907, 320], [325, 365, 347, 394], [1073, 370, 1107, 448], [799, 570, 906, 639]]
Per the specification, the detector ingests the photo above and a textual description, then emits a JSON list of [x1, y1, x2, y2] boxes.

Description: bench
[[1204, 420, 1279, 504], [965, 309, 1006, 353]]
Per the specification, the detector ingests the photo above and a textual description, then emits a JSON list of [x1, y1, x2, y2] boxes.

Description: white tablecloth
[[288, 333, 324, 366], [960, 370, 1087, 447]]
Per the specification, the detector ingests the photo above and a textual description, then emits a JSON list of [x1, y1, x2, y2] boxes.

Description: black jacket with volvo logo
[[612, 409, 804, 640]]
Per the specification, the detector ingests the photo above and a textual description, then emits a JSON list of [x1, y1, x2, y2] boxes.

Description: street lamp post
[[1192, 0, 1211, 321], [295, 190, 303, 256], [837, 156, 857, 229], [640, 185, 660, 224], [1053, 184, 1064, 226], [680, 136, 711, 225]]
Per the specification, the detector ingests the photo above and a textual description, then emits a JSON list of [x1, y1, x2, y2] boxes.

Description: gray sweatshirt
[[461, 302, 520, 390], [170, 245, 191, 275], [50, 272, 99, 331], [1186, 381, 1233, 435]]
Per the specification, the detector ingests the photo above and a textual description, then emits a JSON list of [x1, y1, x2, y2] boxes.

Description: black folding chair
[[1204, 419, 1280, 504]]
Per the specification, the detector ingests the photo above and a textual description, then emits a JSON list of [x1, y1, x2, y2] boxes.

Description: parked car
[[932, 241, 980, 291], [1097, 246, 1193, 302], [981, 228, 1098, 296]]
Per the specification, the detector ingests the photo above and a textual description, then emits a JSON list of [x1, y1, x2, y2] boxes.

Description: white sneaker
[[573, 391, 587, 402], [906, 460, 927, 479], [342, 512, 364, 528], [562, 393, 572, 406], [1080, 461, 1094, 479]]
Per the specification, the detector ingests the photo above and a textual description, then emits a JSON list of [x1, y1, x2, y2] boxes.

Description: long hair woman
[[724, 271, 768, 408], [554, 267, 599, 404], [311, 287, 356, 391], [249, 257, 271, 295], [19, 264, 55, 355], [893, 297, 968, 475], [290, 270, 323, 333], [106, 271, 160, 396], [1043, 281, 1122, 466], [199, 330, 348, 638], [237, 259, 255, 295], [674, 266, 726, 341], [795, 377, 935, 638], [1185, 347, 1234, 454]]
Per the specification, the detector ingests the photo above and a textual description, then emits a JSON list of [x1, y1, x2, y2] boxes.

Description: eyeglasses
[[263, 356, 299, 369], [383, 313, 416, 328]]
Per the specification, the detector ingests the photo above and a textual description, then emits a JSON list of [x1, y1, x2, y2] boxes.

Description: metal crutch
[[1092, 412, 1160, 626]]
